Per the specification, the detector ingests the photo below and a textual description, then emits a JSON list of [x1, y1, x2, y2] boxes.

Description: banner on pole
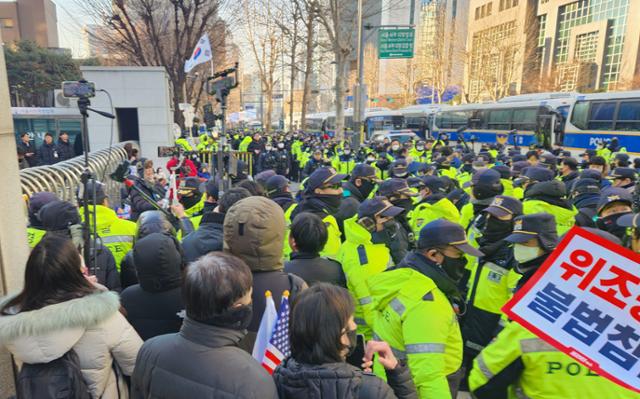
[[185, 34, 213, 73], [503, 227, 640, 393]]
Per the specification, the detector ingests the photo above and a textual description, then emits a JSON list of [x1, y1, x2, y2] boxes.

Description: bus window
[[405, 116, 426, 130], [512, 108, 538, 131], [436, 111, 468, 128], [487, 109, 511, 130], [588, 101, 615, 130], [615, 101, 640, 131], [570, 101, 589, 129], [469, 110, 486, 129]]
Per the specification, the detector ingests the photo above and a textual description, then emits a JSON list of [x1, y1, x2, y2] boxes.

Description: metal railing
[[19, 142, 138, 204]]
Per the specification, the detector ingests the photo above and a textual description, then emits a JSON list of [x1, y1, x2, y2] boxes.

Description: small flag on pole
[[252, 291, 278, 362], [184, 34, 212, 73], [261, 291, 291, 374]]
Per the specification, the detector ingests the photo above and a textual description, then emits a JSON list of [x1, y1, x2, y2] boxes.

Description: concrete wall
[[80, 66, 175, 167], [0, 28, 31, 399]]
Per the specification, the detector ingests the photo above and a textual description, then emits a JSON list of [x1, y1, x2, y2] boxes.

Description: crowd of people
[[16, 131, 78, 169], [3, 128, 640, 399]]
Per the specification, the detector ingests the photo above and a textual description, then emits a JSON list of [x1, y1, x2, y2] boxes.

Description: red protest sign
[[503, 226, 640, 393]]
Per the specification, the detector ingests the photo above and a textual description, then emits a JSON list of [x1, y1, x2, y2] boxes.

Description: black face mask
[[346, 328, 358, 357], [391, 198, 414, 214], [440, 255, 468, 282], [482, 217, 513, 242], [371, 220, 398, 244], [198, 304, 253, 330], [315, 193, 343, 214], [461, 164, 474, 173], [180, 194, 201, 211], [358, 179, 376, 199], [376, 159, 390, 170], [596, 212, 631, 240]]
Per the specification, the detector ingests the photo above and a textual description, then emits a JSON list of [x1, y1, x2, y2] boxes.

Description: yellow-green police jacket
[[470, 321, 637, 399], [283, 204, 342, 260], [369, 262, 463, 399], [27, 227, 47, 249], [409, 149, 431, 164], [522, 200, 577, 236], [408, 197, 461, 237], [80, 205, 136, 271], [175, 137, 193, 152], [337, 217, 392, 340]]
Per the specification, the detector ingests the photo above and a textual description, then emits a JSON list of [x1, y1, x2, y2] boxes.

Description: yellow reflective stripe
[[405, 343, 445, 354], [359, 296, 372, 305], [372, 332, 407, 359], [465, 341, 485, 352], [514, 387, 532, 399], [389, 298, 406, 316], [100, 235, 134, 244], [484, 262, 509, 275], [476, 354, 494, 379], [520, 338, 558, 353]]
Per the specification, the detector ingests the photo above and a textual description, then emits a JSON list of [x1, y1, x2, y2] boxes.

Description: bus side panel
[[563, 131, 640, 153]]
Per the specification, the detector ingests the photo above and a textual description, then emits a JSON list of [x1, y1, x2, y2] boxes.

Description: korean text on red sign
[[503, 227, 640, 393]]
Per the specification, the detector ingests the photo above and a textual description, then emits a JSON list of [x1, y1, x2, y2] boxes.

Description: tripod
[[77, 96, 115, 274]]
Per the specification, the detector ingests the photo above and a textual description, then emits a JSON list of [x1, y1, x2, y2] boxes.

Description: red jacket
[[166, 158, 197, 178]]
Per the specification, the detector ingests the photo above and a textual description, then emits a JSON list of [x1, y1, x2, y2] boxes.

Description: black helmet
[[136, 210, 176, 241]]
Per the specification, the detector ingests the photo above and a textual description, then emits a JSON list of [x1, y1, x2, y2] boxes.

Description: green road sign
[[378, 28, 415, 59]]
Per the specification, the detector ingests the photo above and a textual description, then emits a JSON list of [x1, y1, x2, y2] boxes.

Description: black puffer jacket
[[128, 176, 166, 221], [131, 318, 278, 399], [120, 211, 177, 289], [273, 358, 418, 399], [182, 211, 225, 264], [120, 233, 184, 341]]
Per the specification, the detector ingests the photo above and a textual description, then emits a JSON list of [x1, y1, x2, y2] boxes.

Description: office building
[[0, 0, 58, 47]]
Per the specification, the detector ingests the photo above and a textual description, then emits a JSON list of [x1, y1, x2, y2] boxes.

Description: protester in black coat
[[182, 187, 251, 264], [131, 252, 278, 399], [121, 233, 184, 340], [120, 211, 178, 289], [285, 212, 346, 287], [273, 284, 418, 399], [55, 132, 75, 161], [17, 133, 37, 167], [128, 175, 166, 221], [38, 133, 58, 165]]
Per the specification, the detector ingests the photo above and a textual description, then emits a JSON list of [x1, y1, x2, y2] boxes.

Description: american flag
[[261, 293, 290, 374]]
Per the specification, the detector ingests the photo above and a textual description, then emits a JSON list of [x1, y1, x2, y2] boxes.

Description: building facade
[[0, 0, 58, 47], [537, 0, 640, 91]]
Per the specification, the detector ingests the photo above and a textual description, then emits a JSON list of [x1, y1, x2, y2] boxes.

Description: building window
[[554, 0, 630, 90], [0, 18, 14, 28], [475, 7, 480, 19], [512, 0, 518, 6], [487, 2, 492, 15], [574, 31, 598, 62], [500, 0, 504, 11]]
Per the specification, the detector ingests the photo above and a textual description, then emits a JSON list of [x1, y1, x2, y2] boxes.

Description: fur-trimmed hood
[[0, 291, 120, 364]]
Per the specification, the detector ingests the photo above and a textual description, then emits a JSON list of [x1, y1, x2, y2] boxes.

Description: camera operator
[[128, 159, 167, 221]]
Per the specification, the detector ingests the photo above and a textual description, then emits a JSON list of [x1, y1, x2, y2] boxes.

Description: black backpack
[[16, 350, 91, 399]]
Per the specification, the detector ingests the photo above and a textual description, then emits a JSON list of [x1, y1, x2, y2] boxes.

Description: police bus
[[399, 104, 450, 139], [431, 98, 574, 149], [304, 112, 331, 136], [562, 91, 640, 153], [12, 107, 84, 150]]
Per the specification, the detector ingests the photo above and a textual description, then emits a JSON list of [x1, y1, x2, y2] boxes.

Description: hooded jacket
[[131, 317, 278, 399], [120, 233, 185, 341], [523, 180, 578, 235], [0, 291, 142, 398], [182, 211, 225, 264], [223, 196, 306, 351], [273, 358, 418, 399]]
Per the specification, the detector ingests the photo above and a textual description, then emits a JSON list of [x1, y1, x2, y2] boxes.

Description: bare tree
[[239, 0, 282, 134], [77, 0, 233, 128]]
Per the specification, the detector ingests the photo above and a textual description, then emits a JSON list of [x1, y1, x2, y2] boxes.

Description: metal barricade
[[196, 150, 254, 177], [19, 141, 138, 205]]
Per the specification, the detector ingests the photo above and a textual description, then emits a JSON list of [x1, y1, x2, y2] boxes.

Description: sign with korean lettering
[[378, 29, 415, 59], [503, 227, 640, 393]]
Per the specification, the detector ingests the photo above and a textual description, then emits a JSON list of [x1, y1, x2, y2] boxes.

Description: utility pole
[[353, 0, 365, 148]]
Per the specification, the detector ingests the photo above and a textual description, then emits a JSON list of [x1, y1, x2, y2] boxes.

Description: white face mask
[[265, 146, 273, 151], [513, 244, 541, 264], [367, 157, 375, 162], [391, 145, 400, 151], [278, 143, 285, 149], [344, 150, 351, 155], [416, 146, 424, 151]]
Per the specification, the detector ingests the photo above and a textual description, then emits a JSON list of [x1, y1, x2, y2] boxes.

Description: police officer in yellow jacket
[[469, 213, 637, 399], [409, 175, 461, 236], [289, 167, 346, 259], [461, 195, 522, 387], [337, 197, 402, 339], [78, 180, 136, 271], [26, 191, 59, 248], [369, 219, 484, 399]]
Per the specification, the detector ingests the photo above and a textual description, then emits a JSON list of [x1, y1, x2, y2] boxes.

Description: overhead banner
[[503, 227, 640, 393]]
